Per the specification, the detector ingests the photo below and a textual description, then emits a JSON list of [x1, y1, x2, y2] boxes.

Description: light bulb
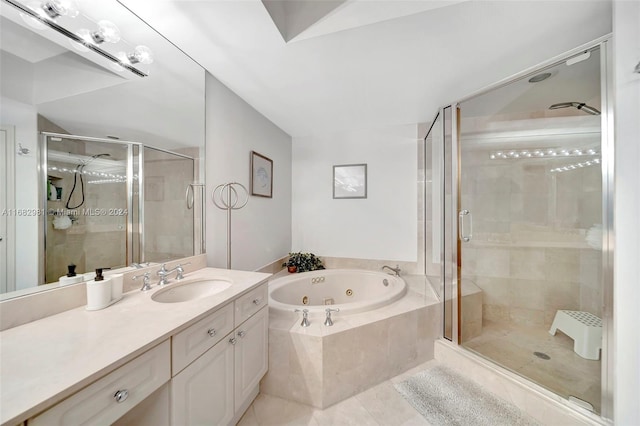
[[91, 20, 121, 44], [127, 45, 153, 64], [41, 0, 79, 19]]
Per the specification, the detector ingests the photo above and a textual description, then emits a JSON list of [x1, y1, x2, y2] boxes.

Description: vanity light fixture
[[127, 45, 153, 65], [4, 0, 151, 78], [41, 0, 78, 19]]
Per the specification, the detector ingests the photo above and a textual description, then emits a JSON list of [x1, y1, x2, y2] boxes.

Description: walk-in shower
[[42, 133, 201, 283], [423, 40, 612, 418]]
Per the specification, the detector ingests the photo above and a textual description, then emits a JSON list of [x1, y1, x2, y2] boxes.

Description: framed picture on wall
[[333, 164, 367, 199], [251, 151, 273, 198]]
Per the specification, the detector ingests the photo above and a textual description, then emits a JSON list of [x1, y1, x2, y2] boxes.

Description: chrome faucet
[[157, 262, 191, 285], [294, 308, 311, 327], [133, 272, 152, 291], [382, 264, 401, 276], [324, 308, 340, 326]]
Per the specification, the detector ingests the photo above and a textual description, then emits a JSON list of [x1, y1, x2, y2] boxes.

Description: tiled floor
[[238, 360, 440, 425], [462, 321, 601, 413]]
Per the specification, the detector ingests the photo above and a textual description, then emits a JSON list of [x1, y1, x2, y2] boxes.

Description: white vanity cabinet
[[171, 283, 268, 425], [28, 340, 171, 426]]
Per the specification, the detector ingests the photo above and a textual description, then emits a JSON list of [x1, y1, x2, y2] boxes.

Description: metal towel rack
[[212, 182, 249, 269]]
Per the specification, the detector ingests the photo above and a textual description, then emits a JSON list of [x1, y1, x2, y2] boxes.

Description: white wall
[[613, 1, 640, 422], [292, 124, 417, 261], [0, 97, 39, 290], [205, 73, 292, 271]]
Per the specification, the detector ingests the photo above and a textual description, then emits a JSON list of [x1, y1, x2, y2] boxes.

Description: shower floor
[[463, 320, 601, 413]]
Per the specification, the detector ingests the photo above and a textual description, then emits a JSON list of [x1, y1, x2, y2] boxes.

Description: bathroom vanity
[[0, 268, 270, 426]]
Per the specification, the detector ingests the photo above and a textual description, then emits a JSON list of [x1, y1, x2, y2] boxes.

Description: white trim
[[1, 126, 17, 293]]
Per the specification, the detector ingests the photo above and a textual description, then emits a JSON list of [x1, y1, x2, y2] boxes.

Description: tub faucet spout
[[382, 265, 401, 276]]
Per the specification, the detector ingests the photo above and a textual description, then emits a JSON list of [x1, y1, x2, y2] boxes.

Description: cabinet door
[[234, 306, 268, 410], [172, 334, 235, 426]]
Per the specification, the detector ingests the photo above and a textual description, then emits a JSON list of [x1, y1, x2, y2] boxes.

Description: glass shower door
[[141, 147, 195, 262], [456, 47, 605, 413]]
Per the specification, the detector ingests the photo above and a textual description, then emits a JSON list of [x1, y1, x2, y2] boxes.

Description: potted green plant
[[282, 252, 325, 273]]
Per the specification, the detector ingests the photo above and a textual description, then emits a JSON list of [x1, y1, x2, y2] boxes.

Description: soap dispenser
[[59, 264, 82, 286], [86, 267, 112, 311]]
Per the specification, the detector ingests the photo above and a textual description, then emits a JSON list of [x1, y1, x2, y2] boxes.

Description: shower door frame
[[440, 35, 614, 420]]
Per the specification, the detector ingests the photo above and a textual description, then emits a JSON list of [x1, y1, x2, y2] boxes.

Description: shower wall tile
[[474, 248, 510, 278], [510, 248, 546, 279], [509, 279, 545, 310], [483, 304, 510, 323], [509, 307, 544, 326]]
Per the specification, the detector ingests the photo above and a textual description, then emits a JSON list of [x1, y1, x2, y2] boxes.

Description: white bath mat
[[394, 366, 539, 426]]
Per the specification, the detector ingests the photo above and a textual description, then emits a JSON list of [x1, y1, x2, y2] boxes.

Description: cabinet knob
[[237, 330, 246, 338], [207, 328, 216, 337], [113, 389, 129, 403], [229, 337, 237, 345], [252, 298, 262, 305]]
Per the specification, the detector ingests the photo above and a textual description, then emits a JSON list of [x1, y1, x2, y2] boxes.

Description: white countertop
[[0, 267, 270, 426]]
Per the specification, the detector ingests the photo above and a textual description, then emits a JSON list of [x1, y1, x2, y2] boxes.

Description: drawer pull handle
[[229, 337, 237, 345], [252, 298, 262, 305], [207, 328, 216, 337], [114, 389, 129, 403], [237, 330, 246, 338]]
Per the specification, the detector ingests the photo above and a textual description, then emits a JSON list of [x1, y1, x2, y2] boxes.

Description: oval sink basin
[[151, 279, 232, 303]]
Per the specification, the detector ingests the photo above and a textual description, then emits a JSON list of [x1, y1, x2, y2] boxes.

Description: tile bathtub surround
[[0, 254, 207, 331], [320, 256, 420, 275], [261, 290, 441, 409]]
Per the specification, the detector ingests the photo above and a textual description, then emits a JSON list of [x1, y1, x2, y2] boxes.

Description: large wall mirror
[[0, 0, 206, 298]]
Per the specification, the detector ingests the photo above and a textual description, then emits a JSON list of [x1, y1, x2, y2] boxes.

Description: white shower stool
[[549, 310, 602, 360]]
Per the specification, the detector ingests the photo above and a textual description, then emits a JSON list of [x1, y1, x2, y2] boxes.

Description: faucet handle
[[294, 308, 311, 327], [175, 262, 191, 280], [133, 272, 152, 291], [324, 308, 340, 326]]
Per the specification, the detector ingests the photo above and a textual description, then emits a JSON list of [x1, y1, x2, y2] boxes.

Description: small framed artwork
[[251, 151, 273, 198], [333, 164, 367, 199]]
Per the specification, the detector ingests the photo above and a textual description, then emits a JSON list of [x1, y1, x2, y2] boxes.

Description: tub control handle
[[207, 328, 216, 337], [294, 308, 311, 327], [459, 209, 472, 242], [324, 308, 340, 327]]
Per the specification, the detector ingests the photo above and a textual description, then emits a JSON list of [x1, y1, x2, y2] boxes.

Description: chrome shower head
[[549, 101, 600, 115]]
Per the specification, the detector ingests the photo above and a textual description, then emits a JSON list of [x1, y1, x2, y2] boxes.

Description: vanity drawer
[[234, 282, 268, 327], [172, 303, 234, 375], [29, 340, 170, 426]]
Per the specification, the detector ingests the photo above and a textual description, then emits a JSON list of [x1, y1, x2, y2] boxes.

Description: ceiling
[[120, 0, 612, 137]]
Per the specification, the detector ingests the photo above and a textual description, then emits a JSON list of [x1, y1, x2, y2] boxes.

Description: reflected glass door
[[45, 136, 129, 281], [457, 47, 604, 413], [142, 147, 194, 262]]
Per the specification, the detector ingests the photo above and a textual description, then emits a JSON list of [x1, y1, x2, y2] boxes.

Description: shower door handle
[[459, 209, 472, 242]]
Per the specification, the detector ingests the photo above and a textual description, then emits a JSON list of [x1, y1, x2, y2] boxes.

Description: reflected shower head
[[549, 101, 601, 115]]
